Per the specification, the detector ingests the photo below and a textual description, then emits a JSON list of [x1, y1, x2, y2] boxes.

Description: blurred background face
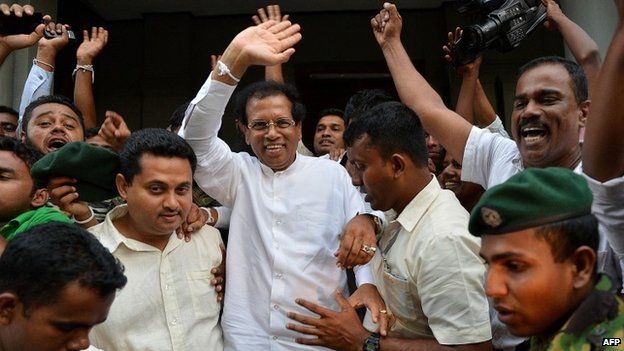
[[0, 151, 35, 225], [437, 154, 484, 212], [313, 115, 345, 156], [0, 112, 18, 139]]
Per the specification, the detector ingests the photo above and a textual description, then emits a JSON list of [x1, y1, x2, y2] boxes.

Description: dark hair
[[535, 214, 599, 263], [0, 105, 18, 118], [0, 222, 126, 311], [119, 128, 197, 184], [85, 127, 101, 139], [234, 80, 306, 125], [0, 136, 42, 169], [22, 95, 85, 134], [344, 101, 428, 167], [317, 108, 345, 124], [518, 56, 588, 104], [168, 101, 190, 132], [344, 89, 394, 125]]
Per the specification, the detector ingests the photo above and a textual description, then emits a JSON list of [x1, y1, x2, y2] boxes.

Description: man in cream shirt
[[88, 128, 223, 351]]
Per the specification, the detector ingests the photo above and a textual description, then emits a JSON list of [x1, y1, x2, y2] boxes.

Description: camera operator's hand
[[442, 27, 482, 76], [542, 0, 566, 30], [35, 21, 70, 72], [0, 4, 50, 62], [371, 2, 402, 49], [76, 27, 108, 65]]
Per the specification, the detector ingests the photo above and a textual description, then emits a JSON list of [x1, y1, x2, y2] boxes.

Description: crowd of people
[[0, 1, 623, 351]]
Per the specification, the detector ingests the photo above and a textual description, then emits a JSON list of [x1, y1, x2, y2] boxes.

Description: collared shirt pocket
[[187, 270, 221, 320]]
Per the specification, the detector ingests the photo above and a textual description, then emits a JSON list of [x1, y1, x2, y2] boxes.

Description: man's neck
[[526, 147, 582, 170], [112, 213, 171, 251], [393, 168, 433, 215]]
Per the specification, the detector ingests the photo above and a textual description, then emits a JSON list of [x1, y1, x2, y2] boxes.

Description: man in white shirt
[[88, 128, 224, 351], [287, 102, 491, 351], [179, 21, 385, 350]]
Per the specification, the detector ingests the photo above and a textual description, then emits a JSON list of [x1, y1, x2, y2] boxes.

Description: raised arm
[[373, 3, 472, 163], [252, 5, 290, 83], [74, 27, 108, 129], [582, 0, 624, 180], [0, 3, 48, 65], [543, 0, 601, 96]]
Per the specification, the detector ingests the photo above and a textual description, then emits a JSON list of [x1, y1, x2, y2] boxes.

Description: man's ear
[[570, 245, 596, 289], [115, 174, 129, 200], [20, 130, 26, 144], [30, 188, 49, 208], [390, 154, 407, 178], [578, 100, 591, 128], [0, 293, 19, 325]]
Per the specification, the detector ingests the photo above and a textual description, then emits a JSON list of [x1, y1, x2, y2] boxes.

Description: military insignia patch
[[481, 207, 502, 228]]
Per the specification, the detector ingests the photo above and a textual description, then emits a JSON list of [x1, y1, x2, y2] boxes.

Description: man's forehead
[[0, 112, 18, 123], [480, 229, 548, 258], [31, 103, 79, 121], [516, 64, 574, 96], [317, 115, 344, 126], [136, 154, 192, 178], [0, 150, 28, 171]]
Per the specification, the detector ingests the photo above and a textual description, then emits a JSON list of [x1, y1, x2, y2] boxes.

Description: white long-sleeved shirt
[[180, 75, 374, 351]]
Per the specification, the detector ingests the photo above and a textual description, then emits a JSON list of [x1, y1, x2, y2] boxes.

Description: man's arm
[[373, 3, 472, 163], [74, 27, 108, 129], [543, 0, 601, 98], [18, 21, 69, 121], [0, 3, 48, 65], [582, 0, 624, 181], [252, 5, 289, 83]]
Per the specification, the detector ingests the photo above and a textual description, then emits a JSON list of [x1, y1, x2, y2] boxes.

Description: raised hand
[[252, 4, 289, 25], [371, 2, 402, 48], [77, 27, 108, 65], [98, 111, 131, 152], [443, 28, 482, 76], [0, 4, 50, 53], [38, 21, 70, 54], [230, 20, 302, 67]]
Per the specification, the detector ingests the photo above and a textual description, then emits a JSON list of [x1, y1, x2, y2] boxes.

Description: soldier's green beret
[[31, 142, 119, 202], [469, 167, 592, 236]]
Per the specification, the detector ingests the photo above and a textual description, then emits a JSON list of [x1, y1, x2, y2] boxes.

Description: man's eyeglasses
[[247, 118, 296, 131], [0, 122, 17, 134]]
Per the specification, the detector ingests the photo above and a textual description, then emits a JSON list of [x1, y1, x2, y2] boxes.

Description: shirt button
[[165, 284, 170, 290], [171, 318, 177, 326], [276, 273, 283, 279], [273, 304, 279, 310], [276, 220, 282, 225], [273, 336, 278, 340]]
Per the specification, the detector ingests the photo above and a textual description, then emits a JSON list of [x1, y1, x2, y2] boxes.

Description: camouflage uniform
[[532, 275, 624, 351]]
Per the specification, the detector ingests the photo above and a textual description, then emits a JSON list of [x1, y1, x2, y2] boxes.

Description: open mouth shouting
[[518, 118, 550, 149], [45, 137, 68, 152]]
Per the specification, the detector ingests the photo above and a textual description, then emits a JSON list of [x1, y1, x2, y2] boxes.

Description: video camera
[[451, 0, 547, 66], [0, 12, 75, 40]]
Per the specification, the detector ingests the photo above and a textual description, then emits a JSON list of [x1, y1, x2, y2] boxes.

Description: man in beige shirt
[[88, 128, 223, 351], [287, 102, 491, 351]]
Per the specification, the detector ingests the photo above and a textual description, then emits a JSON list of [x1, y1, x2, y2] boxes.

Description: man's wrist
[[361, 332, 380, 351], [76, 56, 94, 65]]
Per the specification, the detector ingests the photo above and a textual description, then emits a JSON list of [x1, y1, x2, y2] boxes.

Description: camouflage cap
[[469, 167, 592, 236]]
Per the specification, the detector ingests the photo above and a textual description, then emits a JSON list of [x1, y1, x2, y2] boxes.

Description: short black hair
[[234, 80, 306, 125], [22, 95, 85, 135], [317, 108, 345, 124], [344, 89, 394, 125], [168, 101, 190, 132], [119, 128, 197, 184], [0, 105, 18, 118], [518, 56, 588, 104], [344, 101, 428, 167], [535, 214, 599, 263], [0, 222, 126, 311], [0, 136, 42, 169]]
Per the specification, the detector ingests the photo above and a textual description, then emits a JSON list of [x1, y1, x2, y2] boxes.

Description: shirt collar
[[393, 176, 440, 233], [259, 151, 304, 176], [97, 204, 181, 254]]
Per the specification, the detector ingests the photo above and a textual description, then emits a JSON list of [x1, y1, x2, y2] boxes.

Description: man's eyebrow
[[33, 110, 80, 122], [480, 251, 524, 262], [0, 167, 15, 174]]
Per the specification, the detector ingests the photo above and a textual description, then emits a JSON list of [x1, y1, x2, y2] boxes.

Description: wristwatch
[[363, 332, 380, 351], [361, 213, 383, 236]]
